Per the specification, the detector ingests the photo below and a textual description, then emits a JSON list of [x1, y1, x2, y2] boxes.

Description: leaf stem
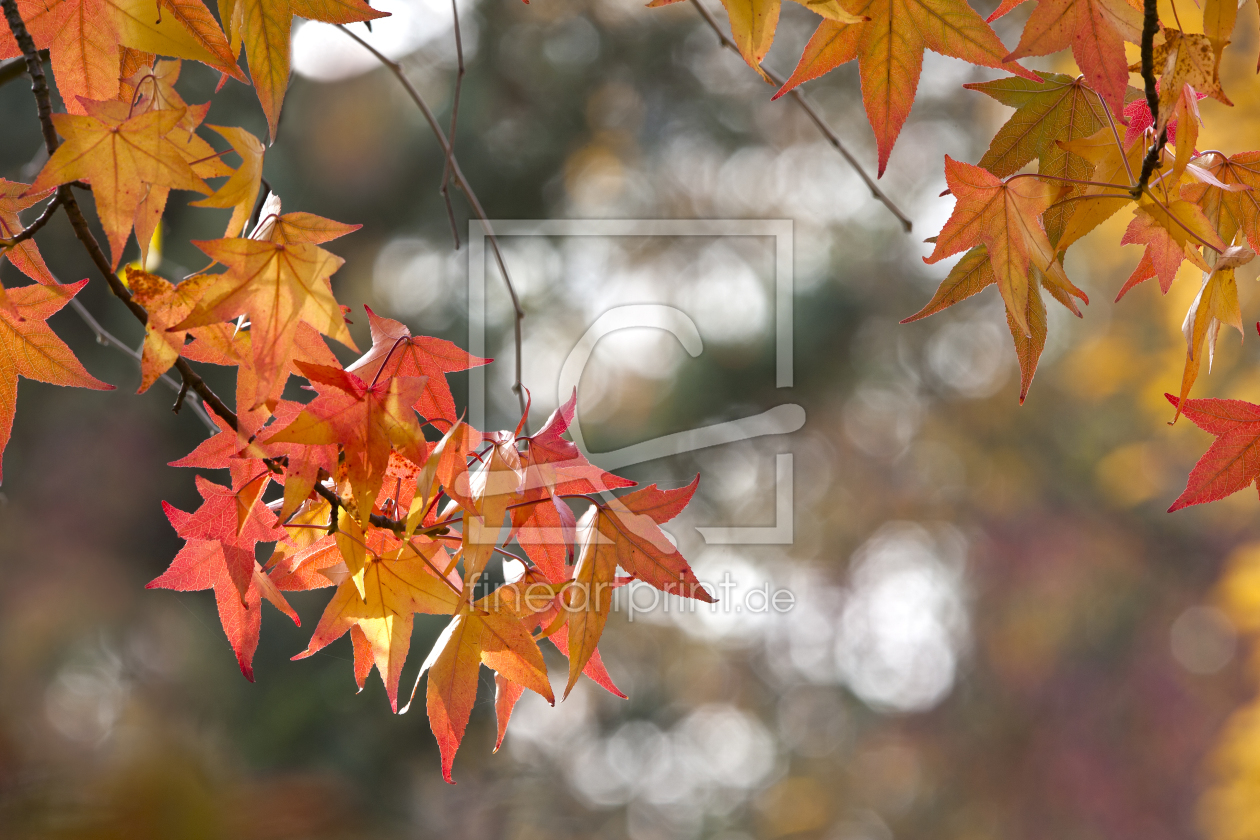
[[1095, 86, 1136, 186], [1006, 172, 1133, 190]]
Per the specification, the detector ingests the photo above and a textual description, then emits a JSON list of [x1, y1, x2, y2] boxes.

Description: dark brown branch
[[2, 0, 57, 155], [338, 25, 529, 425], [0, 48, 45, 87], [3, 0, 243, 434], [1132, 0, 1164, 198], [0, 190, 61, 247], [172, 378, 190, 414], [687, 0, 913, 233], [3, 0, 442, 530]]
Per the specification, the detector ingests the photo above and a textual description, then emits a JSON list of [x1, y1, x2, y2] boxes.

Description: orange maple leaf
[[294, 533, 461, 712], [1117, 197, 1224, 298], [0, 180, 56, 287], [126, 267, 216, 393], [565, 478, 711, 698], [149, 481, 297, 681], [775, 0, 1037, 175], [0, 0, 245, 114], [410, 592, 554, 783], [924, 156, 1086, 336], [1183, 152, 1260, 254], [0, 280, 114, 483], [991, 0, 1142, 119], [345, 306, 490, 426], [263, 361, 430, 520], [223, 0, 389, 140], [28, 106, 211, 268], [1172, 245, 1253, 419], [173, 222, 359, 408]]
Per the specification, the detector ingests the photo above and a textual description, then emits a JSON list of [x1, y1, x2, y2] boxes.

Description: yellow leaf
[[28, 108, 210, 268], [190, 125, 266, 237]]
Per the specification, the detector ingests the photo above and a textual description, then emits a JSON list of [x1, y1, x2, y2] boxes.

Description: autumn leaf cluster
[[0, 0, 719, 781], [151, 303, 711, 781], [674, 0, 1260, 509], [4, 0, 1260, 785]]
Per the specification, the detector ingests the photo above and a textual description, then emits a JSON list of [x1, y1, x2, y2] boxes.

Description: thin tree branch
[[439, 0, 465, 249], [3, 0, 242, 436], [1132, 0, 1165, 198], [687, 0, 913, 233], [0, 48, 45, 88], [338, 24, 529, 425], [0, 190, 61, 247], [3, 0, 434, 533], [64, 296, 218, 433]]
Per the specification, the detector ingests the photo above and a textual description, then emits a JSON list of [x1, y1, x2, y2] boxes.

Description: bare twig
[[338, 24, 529, 424], [65, 297, 217, 432], [687, 0, 913, 232], [0, 48, 45, 88], [0, 190, 61, 247], [439, 0, 466, 249], [172, 378, 190, 414]]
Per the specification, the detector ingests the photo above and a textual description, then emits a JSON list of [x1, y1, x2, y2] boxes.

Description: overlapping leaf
[[565, 478, 711, 697], [412, 588, 554, 783], [0, 281, 113, 484], [966, 74, 1144, 242], [28, 106, 211, 267], [149, 483, 296, 680], [903, 246, 1052, 402], [991, 0, 1142, 118], [173, 215, 360, 407], [294, 534, 460, 711], [225, 0, 389, 140], [0, 0, 245, 111], [346, 306, 489, 426], [264, 361, 430, 522], [0, 181, 57, 293], [924, 156, 1086, 337], [1172, 246, 1254, 418], [1184, 151, 1260, 253], [774, 0, 1036, 175]]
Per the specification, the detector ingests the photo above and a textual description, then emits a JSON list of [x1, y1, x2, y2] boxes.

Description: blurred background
[[3, 0, 1260, 837]]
